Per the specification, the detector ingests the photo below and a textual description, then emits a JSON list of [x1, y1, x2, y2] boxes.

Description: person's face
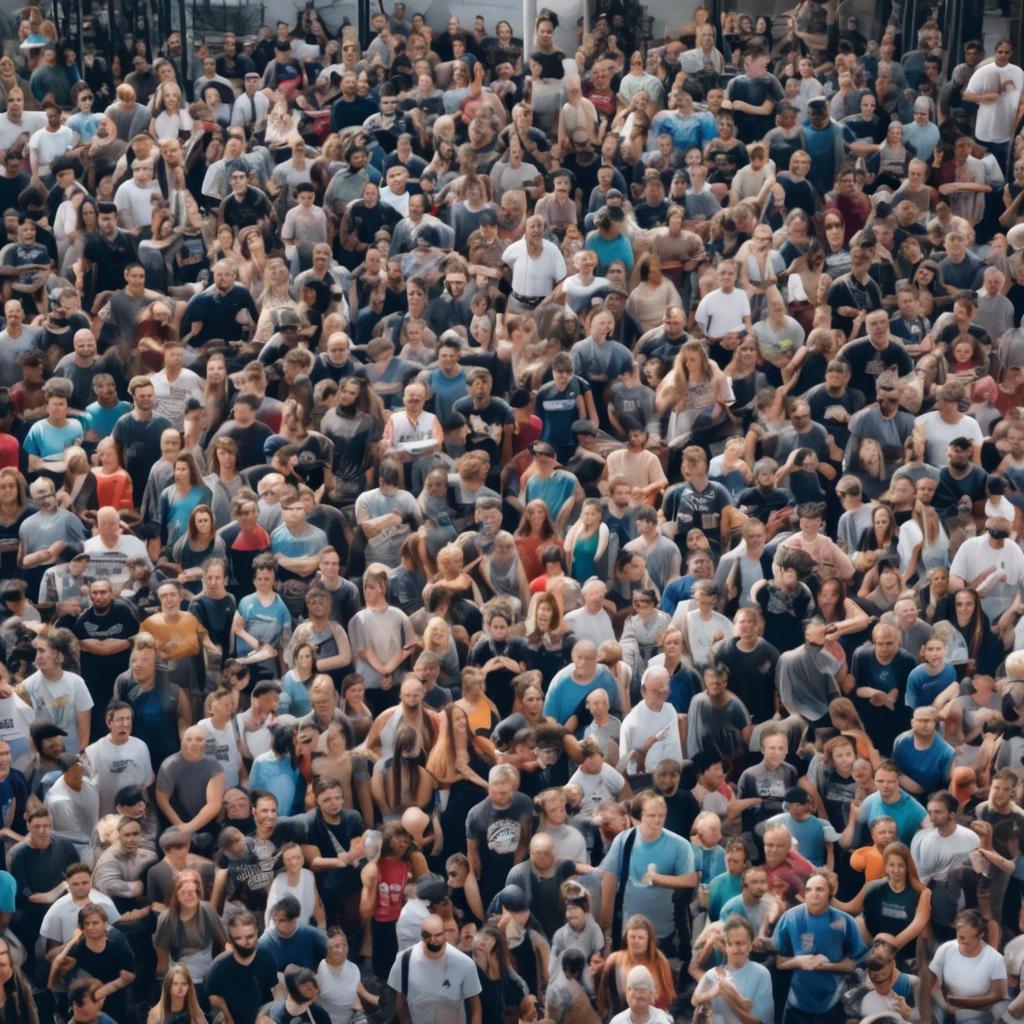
[[28, 814, 51, 845], [273, 911, 298, 938], [181, 730, 207, 760], [119, 821, 142, 853], [107, 707, 132, 741], [639, 802, 666, 837], [875, 768, 900, 801]]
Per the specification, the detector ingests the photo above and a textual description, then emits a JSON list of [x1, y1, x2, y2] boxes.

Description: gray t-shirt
[[386, 944, 482, 1024], [347, 606, 416, 689], [19, 509, 88, 558], [156, 754, 224, 824], [354, 488, 421, 567], [0, 326, 42, 389]]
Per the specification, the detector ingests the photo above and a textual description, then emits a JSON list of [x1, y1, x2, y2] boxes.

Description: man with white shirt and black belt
[[502, 214, 567, 315], [694, 260, 752, 343], [618, 666, 684, 787]]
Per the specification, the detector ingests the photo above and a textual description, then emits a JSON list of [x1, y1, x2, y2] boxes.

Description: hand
[[347, 836, 365, 864]]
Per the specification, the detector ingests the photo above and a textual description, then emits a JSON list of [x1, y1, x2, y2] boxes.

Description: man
[[207, 910, 279, 1024], [776, 619, 842, 738], [893, 706, 955, 797], [80, 203, 138, 311], [502, 215, 567, 313], [83, 702, 154, 818], [181, 259, 259, 347], [710, 606, 779, 726], [600, 790, 697, 951], [231, 71, 271, 130], [937, 231, 986, 293], [388, 912, 482, 1024], [775, 503, 855, 583], [717, 865, 777, 936], [18, 476, 88, 596], [830, 256, 888, 357], [40, 862, 119, 955], [52, 329, 101, 416], [466, 763, 534, 907], [8, 807, 78, 957], [258, 894, 328, 973], [23, 381, 84, 475], [662, 446, 734, 556], [618, 666, 683, 782], [803, 96, 849, 195], [963, 40, 1023, 172], [113, 158, 160, 235], [151, 338, 203, 430], [0, 88, 47, 153], [72, 578, 138, 735], [713, 521, 774, 615], [949, 515, 1024, 621], [214, 394, 274, 471], [724, 44, 783, 144], [91, 813, 157, 931], [363, 676, 441, 760], [775, 873, 867, 1024], [82, 507, 151, 594], [381, 381, 444, 487], [0, 298, 42, 390], [847, 622, 916, 752], [844, 379, 916, 478], [935, 438, 989, 522], [111, 376, 174, 504], [565, 580, 615, 647], [145, 828, 214, 910], [505, 833, 577, 940], [1, 215, 52, 313], [154, 726, 226, 853], [353, 459, 421, 571], [914, 380, 983, 466], [695, 260, 752, 342], [855, 759, 927, 846]]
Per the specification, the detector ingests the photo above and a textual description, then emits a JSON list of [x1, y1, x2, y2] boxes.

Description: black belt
[[511, 291, 544, 308]]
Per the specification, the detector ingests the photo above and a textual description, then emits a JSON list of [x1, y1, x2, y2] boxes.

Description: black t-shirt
[[188, 593, 236, 655], [725, 73, 783, 143], [862, 879, 919, 940], [837, 336, 912, 403], [805, 383, 866, 448], [112, 412, 175, 500], [711, 637, 779, 724], [218, 521, 271, 597], [220, 187, 273, 230], [206, 948, 279, 1024], [213, 420, 274, 470], [83, 230, 139, 305], [73, 600, 139, 731], [320, 408, 380, 494], [452, 396, 514, 464]]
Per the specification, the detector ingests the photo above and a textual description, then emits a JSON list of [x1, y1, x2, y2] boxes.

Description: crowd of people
[[0, 1, 1023, 1024]]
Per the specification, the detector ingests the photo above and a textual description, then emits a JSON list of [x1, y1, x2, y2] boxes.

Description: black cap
[[31, 722, 67, 746], [416, 874, 450, 902], [478, 209, 497, 227], [488, 885, 529, 915], [785, 786, 811, 805], [572, 421, 598, 436]]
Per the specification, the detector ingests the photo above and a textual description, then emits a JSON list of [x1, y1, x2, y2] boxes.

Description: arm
[[180, 771, 225, 833]]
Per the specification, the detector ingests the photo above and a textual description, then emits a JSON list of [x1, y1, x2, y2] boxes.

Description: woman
[[597, 915, 676, 1016], [628, 254, 682, 333], [753, 288, 805, 385], [0, 936, 35, 1023], [53, 183, 92, 268], [898, 499, 949, 582], [150, 82, 192, 140], [837, 842, 931, 960], [202, 436, 242, 529], [565, 499, 618, 584], [360, 821, 428, 980], [803, 732, 859, 834], [232, 556, 289, 674], [89, 436, 133, 513], [829, 697, 882, 766], [848, 437, 889, 500], [655, 340, 735, 453], [515, 501, 564, 581], [493, 673, 555, 741], [154, 869, 225, 989], [456, 667, 500, 738], [854, 503, 900, 579], [61, 193, 100, 277], [51, 904, 135, 1023], [280, 642, 315, 719], [250, 723, 305, 815], [266, 841, 325, 929], [236, 227, 270, 296], [370, 724, 436, 821], [200, 352, 232, 444], [934, 587, 1003, 676], [868, 121, 913, 193], [166, 505, 226, 595], [524, 592, 576, 686], [816, 577, 871, 659], [620, 589, 673, 682], [341, 677, 373, 738], [421, 616, 462, 692], [148, 964, 207, 1024], [56, 446, 98, 522], [158, 452, 213, 549], [474, 924, 531, 1022], [822, 212, 851, 279], [263, 966, 332, 1024], [0, 470, 29, 584], [911, 260, 943, 319], [927, 909, 1007, 1021]]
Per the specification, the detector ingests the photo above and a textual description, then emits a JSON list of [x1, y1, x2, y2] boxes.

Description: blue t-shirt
[[279, 671, 313, 717], [707, 870, 742, 922], [585, 233, 634, 274], [775, 904, 867, 1010], [249, 753, 305, 815], [24, 418, 85, 460], [543, 665, 620, 724], [892, 730, 955, 795], [0, 870, 16, 913], [698, 960, 773, 1024], [257, 922, 328, 973], [525, 472, 577, 520], [236, 593, 292, 655], [428, 368, 468, 424], [693, 842, 726, 884], [85, 400, 132, 437], [766, 812, 836, 867], [270, 522, 328, 558], [905, 663, 956, 708], [858, 789, 927, 845], [599, 826, 695, 939], [535, 378, 585, 449]]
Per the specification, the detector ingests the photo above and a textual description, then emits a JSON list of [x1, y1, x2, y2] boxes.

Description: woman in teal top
[[158, 452, 213, 549], [585, 208, 635, 273], [565, 499, 620, 583]]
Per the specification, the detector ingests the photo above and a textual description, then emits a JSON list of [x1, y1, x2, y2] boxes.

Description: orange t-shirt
[[850, 844, 886, 881]]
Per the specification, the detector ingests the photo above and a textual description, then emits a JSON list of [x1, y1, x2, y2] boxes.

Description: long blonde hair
[[148, 965, 206, 1024]]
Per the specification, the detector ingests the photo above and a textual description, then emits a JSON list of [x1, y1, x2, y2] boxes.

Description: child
[[905, 636, 958, 709], [549, 881, 606, 989], [849, 815, 898, 882], [948, 333, 985, 381], [567, 738, 630, 815], [690, 811, 727, 886], [765, 787, 838, 869]]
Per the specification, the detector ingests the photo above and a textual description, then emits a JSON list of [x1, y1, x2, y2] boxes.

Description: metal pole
[[107, 0, 116, 65], [76, 0, 84, 76], [179, 0, 188, 86], [523, 0, 536, 53]]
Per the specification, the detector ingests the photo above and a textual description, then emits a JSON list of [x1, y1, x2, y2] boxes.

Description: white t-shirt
[[0, 693, 36, 773], [538, 822, 588, 863], [83, 533, 151, 588], [929, 939, 1007, 1023], [619, 700, 683, 775], [151, 367, 204, 430], [914, 410, 984, 466], [0, 111, 46, 151], [83, 735, 154, 816], [40, 890, 121, 946], [966, 61, 1024, 143], [386, 944, 482, 1024], [684, 609, 735, 668], [265, 869, 318, 927], [113, 178, 162, 230], [695, 287, 751, 339], [564, 607, 616, 647], [198, 718, 242, 788], [316, 957, 362, 1024], [22, 670, 93, 752], [948, 534, 1024, 619], [28, 125, 74, 174], [502, 238, 567, 298]]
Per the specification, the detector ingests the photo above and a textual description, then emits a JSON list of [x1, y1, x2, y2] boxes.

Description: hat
[[488, 885, 529, 915], [30, 722, 67, 746], [951, 765, 976, 803], [784, 786, 810, 805], [276, 308, 300, 328], [244, 71, 261, 80], [605, 187, 625, 199], [478, 209, 497, 227], [913, 96, 932, 113], [416, 874, 450, 903], [20, 34, 47, 50], [807, 96, 828, 109], [776, 100, 798, 113], [572, 421, 598, 436]]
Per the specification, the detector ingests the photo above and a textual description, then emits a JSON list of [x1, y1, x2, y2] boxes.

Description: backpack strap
[[612, 826, 638, 948], [400, 946, 413, 996]]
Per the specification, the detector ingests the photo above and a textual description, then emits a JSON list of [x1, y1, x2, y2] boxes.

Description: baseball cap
[[807, 96, 828, 109], [488, 885, 529, 915], [784, 786, 810, 805], [276, 308, 300, 328], [572, 421, 598, 436], [478, 209, 497, 227], [30, 722, 67, 746], [416, 874, 450, 902]]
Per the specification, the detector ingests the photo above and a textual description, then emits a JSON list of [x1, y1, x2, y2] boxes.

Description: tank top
[[374, 857, 410, 922]]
